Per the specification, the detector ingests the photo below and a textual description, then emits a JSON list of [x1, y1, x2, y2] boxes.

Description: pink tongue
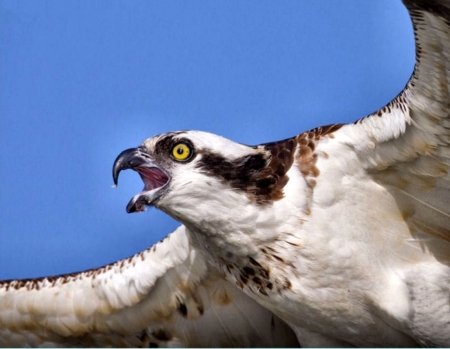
[[137, 166, 169, 190]]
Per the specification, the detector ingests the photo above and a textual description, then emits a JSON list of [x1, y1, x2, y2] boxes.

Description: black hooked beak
[[112, 147, 170, 213], [112, 147, 149, 186]]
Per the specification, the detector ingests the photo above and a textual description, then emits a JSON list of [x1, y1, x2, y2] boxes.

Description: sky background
[[0, 1, 415, 280]]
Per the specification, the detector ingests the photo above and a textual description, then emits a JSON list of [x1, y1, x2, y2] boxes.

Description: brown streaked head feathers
[[195, 136, 298, 203]]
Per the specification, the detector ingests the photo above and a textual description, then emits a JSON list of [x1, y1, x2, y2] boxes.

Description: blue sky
[[0, 1, 414, 280]]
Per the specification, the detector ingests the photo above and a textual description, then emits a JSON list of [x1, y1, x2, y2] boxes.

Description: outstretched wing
[[314, 0, 450, 262], [0, 225, 299, 347]]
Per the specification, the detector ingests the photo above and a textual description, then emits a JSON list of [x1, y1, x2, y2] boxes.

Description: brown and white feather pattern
[[0, 226, 298, 347], [2, 0, 450, 347], [285, 0, 450, 345], [336, 0, 450, 256]]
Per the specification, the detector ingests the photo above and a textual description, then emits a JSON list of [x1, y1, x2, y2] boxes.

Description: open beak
[[113, 147, 170, 213]]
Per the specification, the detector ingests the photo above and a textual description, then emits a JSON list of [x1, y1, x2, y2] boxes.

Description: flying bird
[[1, 0, 450, 347]]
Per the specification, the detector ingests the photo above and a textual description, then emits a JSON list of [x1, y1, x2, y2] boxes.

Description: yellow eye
[[172, 143, 192, 161]]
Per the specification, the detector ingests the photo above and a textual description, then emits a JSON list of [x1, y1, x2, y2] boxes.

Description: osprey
[[1, 0, 449, 346]]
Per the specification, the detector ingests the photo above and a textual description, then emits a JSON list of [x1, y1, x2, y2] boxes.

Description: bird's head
[[113, 130, 296, 228]]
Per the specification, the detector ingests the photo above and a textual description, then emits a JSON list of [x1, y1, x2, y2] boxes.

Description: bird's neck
[[180, 198, 305, 297], [180, 201, 287, 261]]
